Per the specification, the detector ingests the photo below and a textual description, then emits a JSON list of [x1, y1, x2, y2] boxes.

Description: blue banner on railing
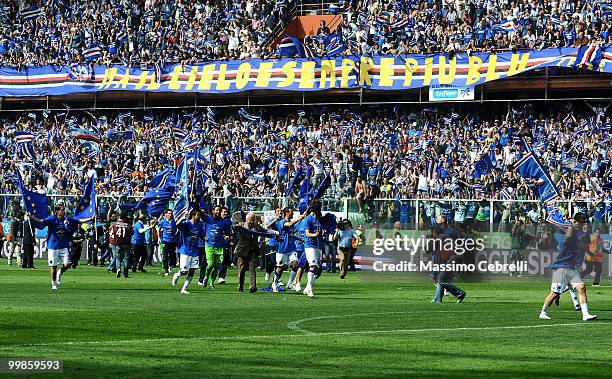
[[0, 47, 608, 97]]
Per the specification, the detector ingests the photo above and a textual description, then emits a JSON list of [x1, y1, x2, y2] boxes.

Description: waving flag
[[206, 107, 220, 127], [238, 108, 261, 123], [121, 187, 174, 214], [574, 44, 603, 69], [106, 129, 135, 140], [14, 131, 35, 143], [19, 143, 37, 161], [493, 19, 516, 33], [324, 34, 344, 57], [545, 203, 571, 227], [173, 157, 190, 224], [310, 172, 331, 200], [70, 127, 102, 143], [20, 6, 44, 19], [515, 153, 560, 203], [285, 166, 304, 196], [277, 34, 307, 58], [474, 153, 494, 178], [182, 137, 201, 150], [16, 170, 48, 228], [147, 168, 176, 189], [83, 44, 102, 61], [74, 176, 96, 221]]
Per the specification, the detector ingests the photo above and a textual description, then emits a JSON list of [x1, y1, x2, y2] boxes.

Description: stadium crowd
[[1, 1, 612, 68], [0, 0, 294, 68], [307, 0, 612, 56], [0, 101, 609, 220]]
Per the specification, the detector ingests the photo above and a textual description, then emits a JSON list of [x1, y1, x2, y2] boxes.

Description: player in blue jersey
[[157, 209, 177, 276], [302, 201, 324, 298], [264, 208, 283, 283], [172, 209, 207, 294], [290, 211, 310, 292], [539, 213, 597, 321], [29, 204, 93, 290], [201, 205, 232, 289], [270, 207, 306, 292]]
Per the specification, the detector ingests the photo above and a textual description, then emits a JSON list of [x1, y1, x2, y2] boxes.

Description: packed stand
[[0, 0, 294, 68], [0, 101, 609, 212], [295, 0, 612, 57]]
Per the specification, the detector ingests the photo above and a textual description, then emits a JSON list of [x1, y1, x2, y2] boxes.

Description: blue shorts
[[297, 251, 308, 268]]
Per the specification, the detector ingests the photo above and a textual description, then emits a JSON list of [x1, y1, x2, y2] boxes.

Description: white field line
[[4, 311, 604, 348]]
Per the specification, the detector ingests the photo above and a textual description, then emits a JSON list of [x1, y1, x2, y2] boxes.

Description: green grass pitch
[[1, 261, 611, 378]]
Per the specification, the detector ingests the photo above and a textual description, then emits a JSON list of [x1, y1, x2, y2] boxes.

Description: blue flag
[[121, 187, 174, 215], [74, 176, 96, 221], [515, 153, 560, 203], [474, 154, 494, 178], [285, 166, 304, 196], [173, 156, 190, 224], [147, 168, 176, 189], [106, 129, 135, 141], [16, 170, 48, 228], [310, 172, 331, 200]]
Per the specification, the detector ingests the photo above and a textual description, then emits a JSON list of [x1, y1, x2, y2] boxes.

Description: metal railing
[[1, 194, 608, 232]]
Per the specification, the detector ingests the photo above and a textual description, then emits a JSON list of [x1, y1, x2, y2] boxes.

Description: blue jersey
[[177, 220, 205, 256], [202, 215, 232, 248], [43, 215, 79, 250], [198, 222, 207, 248], [303, 214, 323, 250], [294, 218, 308, 253], [278, 158, 289, 175], [550, 231, 579, 269], [276, 219, 296, 255], [131, 220, 146, 245], [158, 219, 176, 243]]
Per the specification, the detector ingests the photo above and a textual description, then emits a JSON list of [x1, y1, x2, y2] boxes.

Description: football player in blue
[[172, 209, 207, 294], [539, 213, 597, 321], [302, 201, 324, 298], [29, 204, 93, 290], [270, 207, 306, 292]]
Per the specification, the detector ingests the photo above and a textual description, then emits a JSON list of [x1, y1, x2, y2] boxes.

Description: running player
[[29, 204, 93, 290], [539, 213, 597, 321], [290, 210, 309, 292], [172, 209, 207, 294], [271, 207, 306, 292], [302, 201, 324, 298]]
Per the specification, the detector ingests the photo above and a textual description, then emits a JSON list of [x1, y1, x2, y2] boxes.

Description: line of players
[[166, 200, 355, 297], [30, 200, 356, 298]]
